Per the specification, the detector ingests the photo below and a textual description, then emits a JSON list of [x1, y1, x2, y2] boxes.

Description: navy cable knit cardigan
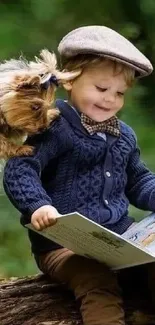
[[3, 99, 155, 254]]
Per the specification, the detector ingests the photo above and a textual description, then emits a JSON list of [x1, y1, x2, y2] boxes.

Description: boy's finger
[[38, 218, 47, 230], [32, 220, 41, 231], [42, 215, 52, 226], [48, 217, 57, 226], [47, 214, 57, 225]]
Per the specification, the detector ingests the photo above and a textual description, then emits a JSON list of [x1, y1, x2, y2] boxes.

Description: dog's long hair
[[0, 50, 80, 159]]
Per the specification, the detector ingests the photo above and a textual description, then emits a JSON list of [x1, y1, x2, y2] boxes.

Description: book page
[[122, 213, 155, 253], [26, 212, 155, 270]]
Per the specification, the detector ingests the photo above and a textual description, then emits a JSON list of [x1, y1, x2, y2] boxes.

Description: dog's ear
[[15, 75, 41, 92]]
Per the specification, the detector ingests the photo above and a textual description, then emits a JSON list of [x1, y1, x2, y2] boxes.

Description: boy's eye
[[96, 86, 107, 92], [117, 92, 124, 96]]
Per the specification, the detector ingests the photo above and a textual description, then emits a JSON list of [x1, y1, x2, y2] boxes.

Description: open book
[[26, 212, 155, 270]]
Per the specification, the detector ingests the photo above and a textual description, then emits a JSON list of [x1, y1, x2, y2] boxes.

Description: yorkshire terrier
[[0, 49, 79, 159]]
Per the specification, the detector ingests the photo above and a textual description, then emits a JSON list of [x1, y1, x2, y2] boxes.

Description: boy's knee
[[69, 257, 120, 297], [38, 249, 120, 299]]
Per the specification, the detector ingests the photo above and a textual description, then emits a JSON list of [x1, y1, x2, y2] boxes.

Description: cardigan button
[[105, 199, 109, 205], [105, 171, 111, 177]]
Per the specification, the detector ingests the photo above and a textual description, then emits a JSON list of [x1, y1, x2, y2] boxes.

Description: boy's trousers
[[38, 248, 125, 325], [37, 248, 155, 325]]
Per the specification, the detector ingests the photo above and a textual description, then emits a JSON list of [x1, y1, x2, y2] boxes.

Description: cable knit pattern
[[3, 99, 155, 254]]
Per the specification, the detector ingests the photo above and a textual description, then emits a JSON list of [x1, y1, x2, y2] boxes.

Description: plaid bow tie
[[81, 113, 120, 137]]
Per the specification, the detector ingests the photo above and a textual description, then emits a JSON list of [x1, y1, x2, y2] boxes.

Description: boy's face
[[64, 63, 129, 122]]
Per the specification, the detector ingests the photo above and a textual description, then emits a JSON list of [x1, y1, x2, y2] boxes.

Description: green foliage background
[[0, 0, 155, 277]]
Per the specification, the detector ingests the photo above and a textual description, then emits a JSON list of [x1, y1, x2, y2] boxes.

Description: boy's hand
[[31, 205, 60, 231]]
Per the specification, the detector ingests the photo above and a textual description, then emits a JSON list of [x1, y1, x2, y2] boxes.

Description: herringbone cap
[[58, 25, 153, 77]]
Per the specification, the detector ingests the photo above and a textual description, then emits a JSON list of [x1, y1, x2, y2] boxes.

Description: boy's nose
[[103, 93, 115, 103]]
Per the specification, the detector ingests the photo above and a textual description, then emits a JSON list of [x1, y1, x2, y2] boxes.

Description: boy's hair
[[61, 54, 135, 87]]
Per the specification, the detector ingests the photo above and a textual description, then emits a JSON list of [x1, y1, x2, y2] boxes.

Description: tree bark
[[0, 274, 155, 325]]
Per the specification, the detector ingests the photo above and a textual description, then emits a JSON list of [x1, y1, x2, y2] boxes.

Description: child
[[3, 25, 155, 325]]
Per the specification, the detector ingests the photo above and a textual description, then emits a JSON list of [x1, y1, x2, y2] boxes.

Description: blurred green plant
[[0, 194, 38, 277]]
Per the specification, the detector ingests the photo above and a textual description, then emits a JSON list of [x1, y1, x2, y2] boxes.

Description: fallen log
[[0, 273, 155, 325]]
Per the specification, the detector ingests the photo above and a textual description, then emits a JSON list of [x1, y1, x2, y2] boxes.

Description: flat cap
[[58, 25, 153, 78]]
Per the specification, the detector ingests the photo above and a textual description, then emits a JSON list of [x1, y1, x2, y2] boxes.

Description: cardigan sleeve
[[125, 137, 155, 211], [3, 120, 71, 220]]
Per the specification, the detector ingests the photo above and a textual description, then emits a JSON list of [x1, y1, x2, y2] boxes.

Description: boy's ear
[[62, 80, 73, 91]]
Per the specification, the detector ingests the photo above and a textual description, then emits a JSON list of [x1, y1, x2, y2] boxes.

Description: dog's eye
[[31, 104, 41, 111]]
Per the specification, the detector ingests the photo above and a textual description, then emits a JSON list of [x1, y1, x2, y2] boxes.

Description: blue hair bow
[[41, 74, 59, 89]]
